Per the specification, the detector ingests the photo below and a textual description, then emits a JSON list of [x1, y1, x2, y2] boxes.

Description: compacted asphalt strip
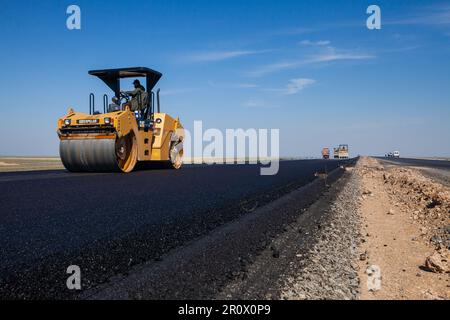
[[0, 159, 353, 299]]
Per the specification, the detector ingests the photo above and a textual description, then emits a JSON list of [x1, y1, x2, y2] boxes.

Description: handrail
[[89, 93, 95, 115], [103, 94, 108, 114], [152, 91, 155, 113], [157, 89, 161, 113]]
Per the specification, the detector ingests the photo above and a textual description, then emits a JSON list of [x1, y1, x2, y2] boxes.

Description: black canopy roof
[[88, 67, 162, 96]]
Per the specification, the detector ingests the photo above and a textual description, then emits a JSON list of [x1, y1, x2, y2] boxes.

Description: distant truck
[[334, 144, 349, 159], [386, 151, 400, 158], [322, 148, 330, 159]]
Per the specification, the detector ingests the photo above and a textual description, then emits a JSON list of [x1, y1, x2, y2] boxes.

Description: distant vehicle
[[322, 148, 330, 159], [386, 151, 400, 158], [334, 144, 349, 159]]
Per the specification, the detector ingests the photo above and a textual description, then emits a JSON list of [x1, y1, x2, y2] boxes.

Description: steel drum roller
[[59, 136, 138, 172]]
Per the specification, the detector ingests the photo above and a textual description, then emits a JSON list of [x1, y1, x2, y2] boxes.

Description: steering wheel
[[119, 92, 130, 101]]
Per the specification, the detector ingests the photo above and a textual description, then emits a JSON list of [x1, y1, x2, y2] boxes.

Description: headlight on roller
[[64, 119, 71, 126], [104, 117, 111, 125]]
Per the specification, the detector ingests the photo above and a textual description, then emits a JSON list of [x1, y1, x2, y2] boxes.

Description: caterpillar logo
[[77, 119, 99, 124]]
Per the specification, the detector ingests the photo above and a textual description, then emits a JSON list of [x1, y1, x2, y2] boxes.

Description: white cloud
[[283, 78, 316, 95], [247, 49, 375, 77], [300, 40, 331, 46], [186, 50, 267, 62], [247, 61, 302, 77], [379, 45, 421, 54], [309, 52, 375, 63], [242, 99, 279, 109], [266, 78, 316, 95], [387, 4, 450, 26]]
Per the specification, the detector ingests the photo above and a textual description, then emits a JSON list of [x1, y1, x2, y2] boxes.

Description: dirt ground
[[0, 157, 63, 172], [356, 157, 449, 300]]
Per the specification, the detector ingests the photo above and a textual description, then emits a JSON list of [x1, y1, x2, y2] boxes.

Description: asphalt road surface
[[0, 159, 351, 299], [377, 157, 450, 170]]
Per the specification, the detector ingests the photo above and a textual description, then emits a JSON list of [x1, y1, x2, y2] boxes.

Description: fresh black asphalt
[[0, 160, 349, 299], [376, 157, 450, 170]]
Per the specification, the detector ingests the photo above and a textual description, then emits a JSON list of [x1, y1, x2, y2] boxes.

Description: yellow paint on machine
[[56, 66, 184, 173], [57, 108, 184, 172]]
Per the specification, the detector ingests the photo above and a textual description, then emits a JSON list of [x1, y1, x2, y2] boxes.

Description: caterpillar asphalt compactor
[[57, 67, 184, 172]]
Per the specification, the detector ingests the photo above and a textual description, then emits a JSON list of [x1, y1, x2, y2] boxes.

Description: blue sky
[[0, 0, 449, 157]]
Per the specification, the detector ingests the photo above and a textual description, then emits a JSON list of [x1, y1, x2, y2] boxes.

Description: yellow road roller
[[57, 67, 184, 172]]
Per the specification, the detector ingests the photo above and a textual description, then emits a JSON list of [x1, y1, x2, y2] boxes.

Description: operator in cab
[[122, 79, 147, 111]]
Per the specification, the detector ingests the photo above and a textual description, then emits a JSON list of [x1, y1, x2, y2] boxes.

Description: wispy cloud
[[309, 52, 375, 63], [247, 47, 375, 77], [185, 49, 269, 62], [242, 99, 279, 109], [378, 45, 421, 54], [271, 78, 316, 95], [284, 78, 316, 94], [300, 40, 331, 46], [387, 4, 450, 26], [247, 61, 303, 78]]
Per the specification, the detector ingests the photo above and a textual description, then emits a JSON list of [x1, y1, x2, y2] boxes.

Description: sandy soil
[[0, 162, 19, 166], [0, 157, 63, 172], [356, 157, 449, 300]]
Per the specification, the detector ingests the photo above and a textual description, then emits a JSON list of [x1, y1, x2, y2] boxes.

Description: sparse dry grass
[[0, 157, 63, 172]]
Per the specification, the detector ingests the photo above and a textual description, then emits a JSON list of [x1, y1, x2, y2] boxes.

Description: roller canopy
[[88, 67, 162, 97]]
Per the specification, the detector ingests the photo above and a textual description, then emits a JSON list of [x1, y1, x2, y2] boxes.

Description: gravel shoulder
[[218, 164, 362, 300]]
